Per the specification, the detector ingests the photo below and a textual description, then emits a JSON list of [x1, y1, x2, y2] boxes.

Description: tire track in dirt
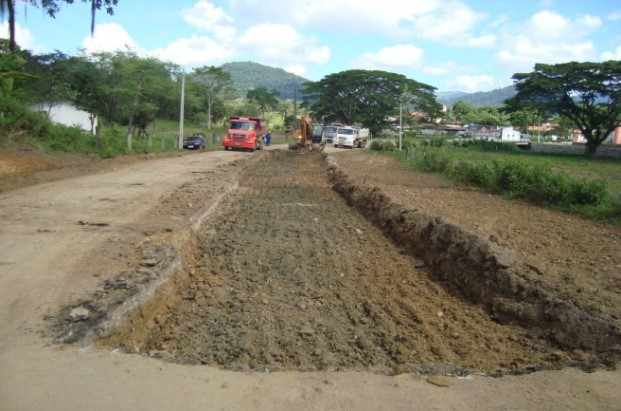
[[140, 151, 562, 374]]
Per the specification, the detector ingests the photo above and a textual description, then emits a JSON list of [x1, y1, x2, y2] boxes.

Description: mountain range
[[220, 61, 309, 100], [436, 86, 517, 107], [220, 61, 517, 107]]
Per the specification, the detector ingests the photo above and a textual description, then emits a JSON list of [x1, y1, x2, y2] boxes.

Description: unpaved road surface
[[1, 149, 620, 411], [139, 151, 557, 374]]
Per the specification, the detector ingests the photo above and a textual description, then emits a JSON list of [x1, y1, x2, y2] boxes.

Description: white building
[[31, 102, 97, 134], [500, 127, 521, 142]]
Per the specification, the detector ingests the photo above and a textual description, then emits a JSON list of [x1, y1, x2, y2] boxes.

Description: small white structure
[[500, 127, 521, 142], [31, 102, 97, 134]]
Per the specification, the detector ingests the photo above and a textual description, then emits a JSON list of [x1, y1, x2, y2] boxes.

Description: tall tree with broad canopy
[[246, 87, 279, 118], [190, 66, 232, 130], [305, 70, 439, 135], [508, 61, 621, 155]]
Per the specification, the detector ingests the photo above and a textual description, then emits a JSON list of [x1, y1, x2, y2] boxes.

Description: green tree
[[246, 87, 279, 118], [508, 61, 621, 155], [189, 66, 232, 129], [23, 51, 75, 115], [65, 52, 177, 150], [305, 70, 438, 135], [452, 101, 475, 123], [507, 108, 542, 133]]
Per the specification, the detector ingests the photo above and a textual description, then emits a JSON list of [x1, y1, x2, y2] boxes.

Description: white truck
[[335, 126, 369, 148]]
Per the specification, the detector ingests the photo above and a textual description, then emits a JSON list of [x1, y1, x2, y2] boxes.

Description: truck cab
[[223, 116, 265, 151], [335, 126, 358, 148]]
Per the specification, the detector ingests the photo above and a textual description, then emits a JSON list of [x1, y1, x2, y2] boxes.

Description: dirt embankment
[[95, 151, 594, 376], [0, 149, 197, 194], [48, 157, 249, 346], [327, 152, 621, 363]]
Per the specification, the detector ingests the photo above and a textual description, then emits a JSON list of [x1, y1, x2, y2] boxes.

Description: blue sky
[[3, 0, 621, 92]]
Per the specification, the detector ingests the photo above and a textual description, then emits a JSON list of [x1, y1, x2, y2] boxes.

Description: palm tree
[[0, 0, 16, 51], [90, 0, 95, 36]]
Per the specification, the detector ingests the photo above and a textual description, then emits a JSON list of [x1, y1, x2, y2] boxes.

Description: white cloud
[[151, 36, 235, 66], [529, 10, 570, 38], [496, 10, 601, 70], [82, 23, 138, 53], [79, 6, 330, 73], [610, 11, 621, 21], [412, 1, 484, 42], [230, 0, 439, 35], [452, 75, 496, 92], [602, 46, 621, 61], [284, 64, 306, 77], [466, 34, 496, 48], [182, 0, 236, 42], [498, 36, 596, 66], [229, 0, 490, 47], [0, 22, 42, 52], [238, 23, 331, 72], [355, 44, 424, 69], [578, 14, 603, 29]]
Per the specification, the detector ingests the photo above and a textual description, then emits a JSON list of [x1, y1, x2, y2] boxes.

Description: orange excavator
[[289, 115, 324, 152]]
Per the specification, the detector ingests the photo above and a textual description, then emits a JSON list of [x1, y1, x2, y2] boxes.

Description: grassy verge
[[372, 143, 621, 223]]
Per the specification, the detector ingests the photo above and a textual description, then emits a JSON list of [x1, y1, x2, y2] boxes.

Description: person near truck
[[264, 130, 272, 146]]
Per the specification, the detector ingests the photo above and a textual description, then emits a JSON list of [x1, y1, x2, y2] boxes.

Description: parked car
[[183, 134, 206, 150]]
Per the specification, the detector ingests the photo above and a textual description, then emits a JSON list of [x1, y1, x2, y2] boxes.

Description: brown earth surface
[[333, 151, 621, 329], [0, 148, 196, 194], [2, 147, 621, 410], [135, 151, 568, 374]]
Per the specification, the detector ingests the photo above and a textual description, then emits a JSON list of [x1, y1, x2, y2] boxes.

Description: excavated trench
[[84, 150, 619, 375]]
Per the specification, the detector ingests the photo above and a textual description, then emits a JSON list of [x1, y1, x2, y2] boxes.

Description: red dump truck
[[223, 116, 266, 151]]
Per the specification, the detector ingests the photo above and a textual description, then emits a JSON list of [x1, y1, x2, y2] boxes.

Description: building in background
[[31, 102, 97, 135]]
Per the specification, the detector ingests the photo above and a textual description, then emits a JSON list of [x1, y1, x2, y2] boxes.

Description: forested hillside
[[438, 86, 516, 107], [221, 62, 309, 100]]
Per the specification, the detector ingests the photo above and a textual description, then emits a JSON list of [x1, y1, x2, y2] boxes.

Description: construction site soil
[[108, 150, 598, 375], [333, 151, 621, 334]]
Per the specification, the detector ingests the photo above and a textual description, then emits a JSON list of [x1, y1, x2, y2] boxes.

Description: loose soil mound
[[138, 151, 565, 374]]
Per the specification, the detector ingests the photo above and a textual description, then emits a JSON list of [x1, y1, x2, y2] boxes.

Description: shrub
[[462, 140, 519, 153], [370, 140, 396, 152], [409, 148, 608, 208]]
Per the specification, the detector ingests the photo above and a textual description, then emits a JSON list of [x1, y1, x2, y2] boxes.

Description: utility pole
[[293, 86, 298, 118], [399, 100, 403, 151], [178, 74, 185, 150]]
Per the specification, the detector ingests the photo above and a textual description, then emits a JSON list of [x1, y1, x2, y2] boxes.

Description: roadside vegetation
[[0, 38, 301, 158], [370, 138, 621, 222]]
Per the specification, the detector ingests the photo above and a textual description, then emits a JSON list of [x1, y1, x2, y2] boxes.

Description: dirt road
[[1, 149, 620, 410]]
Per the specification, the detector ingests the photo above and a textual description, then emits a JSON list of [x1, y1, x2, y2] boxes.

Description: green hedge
[[412, 148, 608, 208]]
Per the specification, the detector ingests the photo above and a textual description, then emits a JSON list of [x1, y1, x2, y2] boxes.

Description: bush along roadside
[[393, 147, 620, 222]]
